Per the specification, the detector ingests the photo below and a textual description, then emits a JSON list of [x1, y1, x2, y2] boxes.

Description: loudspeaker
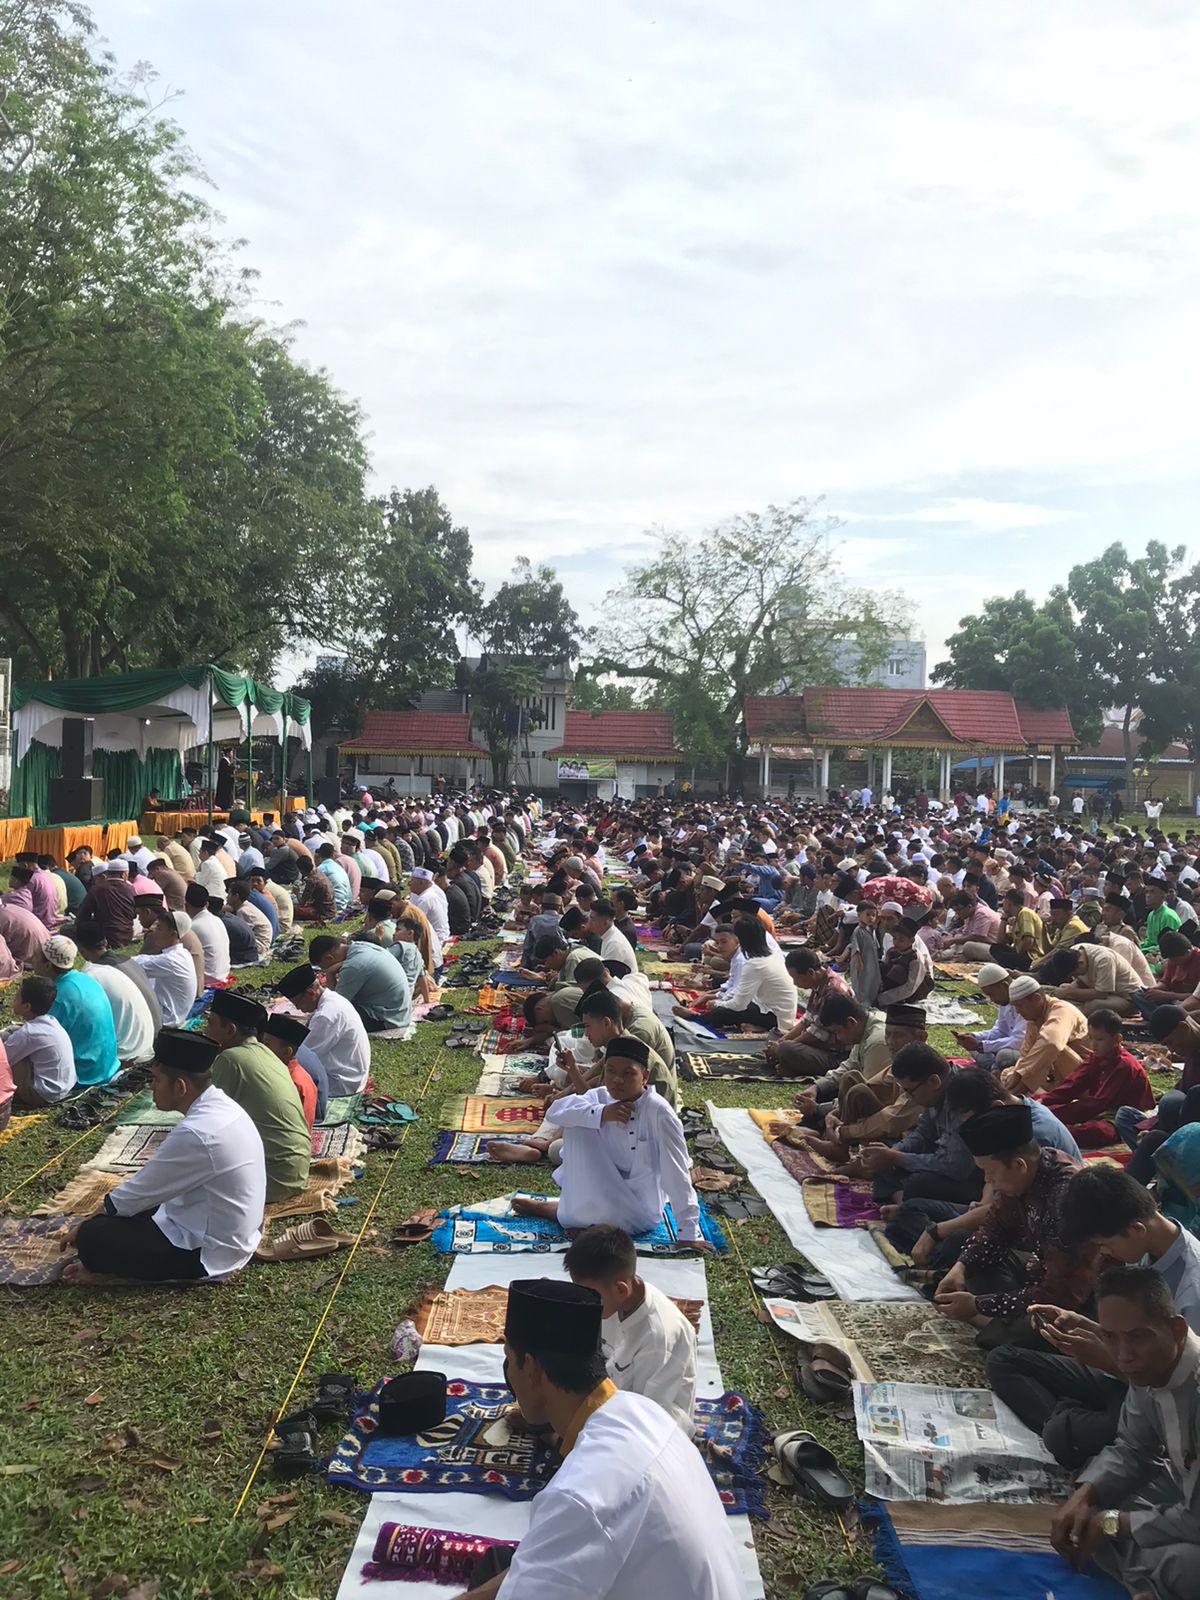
[[324, 744, 339, 778], [316, 776, 341, 808], [61, 718, 94, 779], [48, 777, 105, 825]]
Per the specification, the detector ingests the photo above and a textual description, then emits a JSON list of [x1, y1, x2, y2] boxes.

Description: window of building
[[886, 657, 906, 677], [358, 754, 371, 772]]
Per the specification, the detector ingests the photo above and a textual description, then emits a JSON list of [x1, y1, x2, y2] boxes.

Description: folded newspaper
[[853, 1380, 1073, 1503]]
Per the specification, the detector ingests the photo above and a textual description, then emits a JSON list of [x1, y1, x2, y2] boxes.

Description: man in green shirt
[[204, 990, 310, 1203], [1140, 880, 1182, 967]]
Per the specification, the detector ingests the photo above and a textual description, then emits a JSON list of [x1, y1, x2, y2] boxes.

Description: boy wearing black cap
[[933, 1101, 1095, 1348], [65, 1029, 266, 1284], [260, 1012, 320, 1129], [510, 1038, 707, 1248], [205, 990, 311, 1203], [490, 1279, 744, 1600]]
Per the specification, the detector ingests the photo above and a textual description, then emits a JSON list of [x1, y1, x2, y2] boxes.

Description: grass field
[[0, 916, 1005, 1600]]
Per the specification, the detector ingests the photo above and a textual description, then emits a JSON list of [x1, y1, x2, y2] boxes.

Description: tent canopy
[[12, 664, 312, 757]]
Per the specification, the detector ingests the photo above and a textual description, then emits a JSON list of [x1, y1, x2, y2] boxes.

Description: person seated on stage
[[1050, 1266, 1200, 1600], [203, 990, 310, 1205], [208, 892, 260, 969], [1, 974, 76, 1107], [36, 934, 119, 1087], [259, 1012, 320, 1130], [1038, 1007, 1156, 1148], [509, 1037, 709, 1248], [480, 1280, 744, 1600], [888, 1065, 1081, 1270], [932, 1101, 1094, 1351], [989, 1166, 1200, 1471], [1039, 938, 1146, 1018], [564, 1224, 697, 1436], [998, 974, 1090, 1093], [132, 911, 200, 1028], [64, 1029, 266, 1286], [275, 963, 370, 1095], [183, 882, 231, 987], [310, 932, 412, 1035], [953, 962, 1025, 1071], [856, 1044, 981, 1211]]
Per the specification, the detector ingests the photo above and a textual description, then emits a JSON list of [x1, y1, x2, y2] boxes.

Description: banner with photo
[[558, 758, 616, 780]]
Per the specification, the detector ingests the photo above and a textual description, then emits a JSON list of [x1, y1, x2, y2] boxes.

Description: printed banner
[[557, 758, 616, 780]]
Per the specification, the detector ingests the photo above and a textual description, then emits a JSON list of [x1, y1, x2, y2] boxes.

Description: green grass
[[5, 922, 1106, 1599]]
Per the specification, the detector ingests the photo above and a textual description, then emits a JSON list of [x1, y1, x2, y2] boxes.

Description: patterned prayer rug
[[771, 1138, 838, 1183], [474, 1053, 548, 1096], [31, 1168, 123, 1217], [801, 1175, 882, 1228], [108, 1090, 179, 1127], [0, 1215, 79, 1287], [263, 1156, 358, 1223], [824, 1300, 988, 1388], [409, 1286, 704, 1344], [678, 1050, 782, 1083], [428, 1130, 503, 1165], [328, 1378, 765, 1516], [311, 1122, 366, 1162], [82, 1124, 171, 1173], [319, 1094, 363, 1127], [438, 1095, 548, 1135], [431, 1193, 728, 1255]]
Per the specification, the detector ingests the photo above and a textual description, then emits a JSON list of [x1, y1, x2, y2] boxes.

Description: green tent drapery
[[10, 663, 311, 726], [9, 741, 183, 827]]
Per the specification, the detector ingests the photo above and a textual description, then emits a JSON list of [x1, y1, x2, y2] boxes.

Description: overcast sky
[[93, 0, 1200, 673]]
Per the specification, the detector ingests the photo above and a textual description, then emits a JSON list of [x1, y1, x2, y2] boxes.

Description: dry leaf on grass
[[17, 1394, 41, 1410], [124, 1583, 161, 1600], [0, 1560, 23, 1575], [147, 1455, 182, 1473], [316, 1509, 358, 1527], [90, 1575, 129, 1598], [84, 1390, 104, 1405]]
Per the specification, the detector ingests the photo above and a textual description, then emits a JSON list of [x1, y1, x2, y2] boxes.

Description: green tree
[[931, 590, 1102, 743], [568, 677, 637, 712], [587, 500, 909, 788], [471, 559, 581, 787]]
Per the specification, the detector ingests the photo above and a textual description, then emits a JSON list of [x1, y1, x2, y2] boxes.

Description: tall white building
[[829, 637, 926, 690]]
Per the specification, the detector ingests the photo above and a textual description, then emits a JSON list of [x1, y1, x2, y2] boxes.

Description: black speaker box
[[61, 718, 95, 779], [315, 776, 341, 808], [48, 777, 105, 825]]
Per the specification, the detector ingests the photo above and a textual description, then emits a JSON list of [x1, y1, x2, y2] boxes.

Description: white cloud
[[850, 499, 1083, 532]]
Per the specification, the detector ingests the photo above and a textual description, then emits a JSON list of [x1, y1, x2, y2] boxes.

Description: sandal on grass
[[254, 1217, 357, 1262], [390, 1209, 438, 1246], [751, 1264, 836, 1300], [772, 1429, 855, 1508], [798, 1343, 854, 1404], [272, 1408, 321, 1478], [311, 1371, 357, 1426]]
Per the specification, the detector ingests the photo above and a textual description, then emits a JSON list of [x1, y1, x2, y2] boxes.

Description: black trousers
[[872, 1166, 984, 1206], [704, 1003, 777, 1030], [884, 1198, 966, 1267], [985, 1347, 1126, 1469], [76, 1210, 207, 1282], [1128, 1086, 1200, 1184]]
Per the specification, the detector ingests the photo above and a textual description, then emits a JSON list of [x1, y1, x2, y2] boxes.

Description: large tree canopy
[[586, 500, 909, 785]]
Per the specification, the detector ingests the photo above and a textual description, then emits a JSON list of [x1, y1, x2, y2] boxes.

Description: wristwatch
[[1100, 1509, 1120, 1539], [924, 1223, 941, 1242]]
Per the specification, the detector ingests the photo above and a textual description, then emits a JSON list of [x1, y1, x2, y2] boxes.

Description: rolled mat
[[363, 1521, 518, 1584]]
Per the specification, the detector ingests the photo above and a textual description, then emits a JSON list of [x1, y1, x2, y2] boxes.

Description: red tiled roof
[[548, 710, 682, 761], [339, 711, 487, 756], [745, 690, 1077, 750]]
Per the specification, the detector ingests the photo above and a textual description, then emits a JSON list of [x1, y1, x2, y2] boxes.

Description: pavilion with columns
[[744, 689, 1077, 800]]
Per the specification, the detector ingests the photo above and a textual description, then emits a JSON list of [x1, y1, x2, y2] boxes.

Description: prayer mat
[[933, 962, 983, 980], [801, 1175, 882, 1229], [864, 1501, 1124, 1600], [771, 1137, 838, 1183], [863, 1222, 937, 1293], [921, 995, 984, 1027], [748, 1107, 804, 1141], [0, 1214, 79, 1287], [678, 1050, 781, 1083], [0, 1113, 43, 1147], [319, 1093, 363, 1127], [438, 1095, 547, 1135], [431, 1193, 728, 1255], [474, 1053, 546, 1096], [1081, 1143, 1131, 1168], [31, 1167, 124, 1217], [824, 1300, 988, 1388], [263, 1156, 357, 1223], [428, 1130, 502, 1165], [82, 1124, 170, 1173], [409, 1284, 512, 1344], [312, 1122, 366, 1162], [109, 1089, 179, 1126], [329, 1378, 764, 1516]]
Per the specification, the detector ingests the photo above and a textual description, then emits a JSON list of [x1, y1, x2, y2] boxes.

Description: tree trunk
[[1122, 704, 1136, 795]]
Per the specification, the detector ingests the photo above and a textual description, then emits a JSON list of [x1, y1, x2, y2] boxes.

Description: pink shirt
[[0, 904, 49, 966], [29, 868, 61, 930], [0, 1037, 12, 1107]]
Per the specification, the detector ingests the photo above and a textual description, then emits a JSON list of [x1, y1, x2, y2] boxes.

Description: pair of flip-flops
[[425, 1004, 455, 1021], [680, 1107, 709, 1137], [805, 1582, 905, 1600], [709, 1189, 771, 1220], [770, 1429, 855, 1509], [390, 1209, 438, 1246], [751, 1264, 837, 1301], [272, 1371, 357, 1477], [798, 1343, 855, 1405]]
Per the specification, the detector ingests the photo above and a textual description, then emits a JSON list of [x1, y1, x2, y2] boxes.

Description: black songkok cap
[[604, 1034, 651, 1067], [504, 1280, 603, 1355], [277, 964, 319, 1000], [154, 1028, 219, 1075], [209, 989, 268, 1030], [260, 1013, 310, 1049], [884, 1004, 926, 1029], [960, 1102, 1034, 1157]]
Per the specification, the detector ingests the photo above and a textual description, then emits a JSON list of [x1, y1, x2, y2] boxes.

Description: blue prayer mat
[[430, 1195, 727, 1254], [329, 1378, 765, 1516]]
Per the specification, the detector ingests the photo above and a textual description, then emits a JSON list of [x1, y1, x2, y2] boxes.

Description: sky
[[90, 0, 1200, 676]]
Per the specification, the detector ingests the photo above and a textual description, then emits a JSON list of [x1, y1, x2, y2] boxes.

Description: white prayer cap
[[411, 867, 434, 881], [171, 911, 193, 938], [975, 963, 1011, 988], [1009, 974, 1041, 1000], [880, 901, 904, 915], [127, 835, 143, 848]]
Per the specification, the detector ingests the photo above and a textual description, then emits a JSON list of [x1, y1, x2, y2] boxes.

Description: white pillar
[[761, 746, 771, 794], [820, 749, 831, 789], [996, 752, 1006, 793], [939, 750, 952, 801], [881, 747, 893, 792], [1049, 747, 1057, 790]]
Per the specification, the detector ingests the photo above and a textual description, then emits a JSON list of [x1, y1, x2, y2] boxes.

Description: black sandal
[[272, 1408, 321, 1477], [311, 1371, 357, 1426]]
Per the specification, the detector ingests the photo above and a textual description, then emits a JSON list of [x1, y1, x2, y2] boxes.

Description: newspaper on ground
[[853, 1380, 1073, 1504]]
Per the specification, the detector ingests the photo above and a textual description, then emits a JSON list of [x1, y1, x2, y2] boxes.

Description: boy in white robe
[[564, 1223, 697, 1435], [511, 1037, 708, 1247]]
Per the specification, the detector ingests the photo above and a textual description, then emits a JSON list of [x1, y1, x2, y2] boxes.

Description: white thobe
[[134, 944, 202, 1027], [499, 1389, 747, 1600], [413, 884, 450, 945], [83, 961, 155, 1063], [603, 1280, 697, 1435], [551, 1086, 700, 1240], [105, 1085, 266, 1277], [598, 924, 639, 975], [305, 988, 371, 1093], [189, 909, 231, 985]]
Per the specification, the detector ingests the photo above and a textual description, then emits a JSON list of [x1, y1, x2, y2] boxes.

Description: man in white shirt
[[80, 942, 156, 1065], [123, 835, 155, 875], [484, 1279, 746, 1600], [196, 841, 228, 899], [589, 899, 638, 977], [276, 963, 370, 1093], [135, 912, 203, 1027], [406, 866, 450, 949], [564, 1224, 697, 1435], [65, 1029, 265, 1285], [183, 884, 231, 986]]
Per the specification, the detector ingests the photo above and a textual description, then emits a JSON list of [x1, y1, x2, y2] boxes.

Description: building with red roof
[[547, 710, 682, 797], [338, 711, 488, 793]]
